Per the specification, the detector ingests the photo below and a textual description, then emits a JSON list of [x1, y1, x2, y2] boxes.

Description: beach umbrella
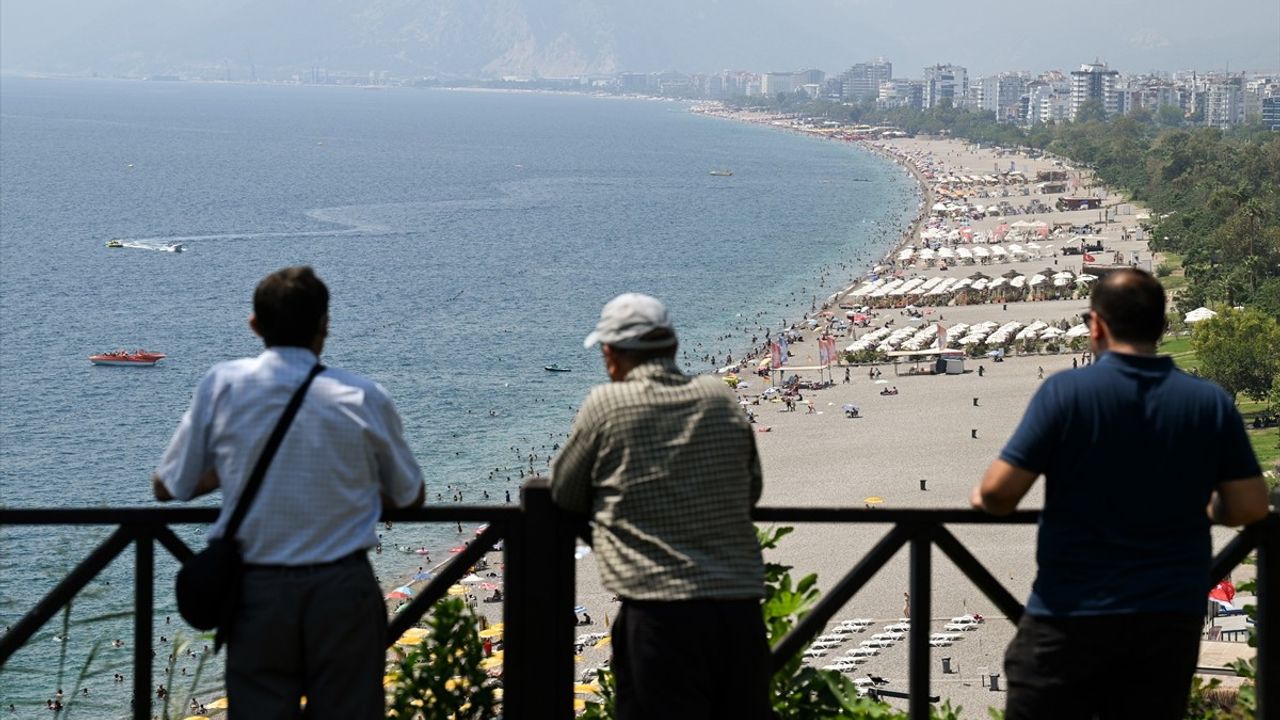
[[863, 496, 885, 505], [575, 683, 602, 695], [395, 627, 430, 647], [412, 571, 433, 581], [479, 582, 500, 591], [1065, 324, 1090, 338], [461, 573, 484, 584], [447, 584, 468, 596], [478, 627, 504, 639], [385, 589, 411, 601], [574, 605, 588, 614]]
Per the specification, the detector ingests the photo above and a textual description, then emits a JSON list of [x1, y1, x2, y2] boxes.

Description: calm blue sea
[[0, 77, 917, 713]]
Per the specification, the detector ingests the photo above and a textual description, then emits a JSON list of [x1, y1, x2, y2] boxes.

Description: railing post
[[909, 528, 932, 720], [503, 478, 575, 720], [133, 527, 153, 720], [1258, 514, 1279, 719]]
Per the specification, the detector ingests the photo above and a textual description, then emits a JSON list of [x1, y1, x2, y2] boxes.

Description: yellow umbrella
[[479, 656, 503, 670], [447, 584, 467, 596], [593, 636, 612, 648], [487, 623, 505, 632], [206, 698, 229, 710], [477, 627, 503, 639], [395, 627, 430, 647], [574, 698, 587, 710], [574, 683, 602, 694], [863, 496, 885, 504]]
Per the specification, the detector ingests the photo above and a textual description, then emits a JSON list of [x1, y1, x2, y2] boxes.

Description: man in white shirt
[[153, 266, 424, 719]]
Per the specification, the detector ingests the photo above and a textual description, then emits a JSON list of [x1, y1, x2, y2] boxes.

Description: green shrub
[[386, 597, 499, 720]]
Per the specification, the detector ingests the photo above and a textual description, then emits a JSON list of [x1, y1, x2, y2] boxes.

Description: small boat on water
[[544, 364, 571, 373], [709, 170, 733, 177], [90, 349, 165, 367], [105, 240, 123, 248], [167, 243, 186, 253]]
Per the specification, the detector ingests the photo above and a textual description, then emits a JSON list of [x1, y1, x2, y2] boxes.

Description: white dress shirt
[[157, 347, 423, 564]]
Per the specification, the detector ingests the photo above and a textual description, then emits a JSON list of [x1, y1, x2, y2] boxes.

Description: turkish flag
[[1209, 580, 1236, 610], [1083, 253, 1096, 263]]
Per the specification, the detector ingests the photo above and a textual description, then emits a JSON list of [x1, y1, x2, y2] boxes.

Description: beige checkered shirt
[[551, 358, 764, 601]]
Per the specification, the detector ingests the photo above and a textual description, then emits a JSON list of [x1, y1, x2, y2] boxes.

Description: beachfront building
[[878, 79, 923, 110], [924, 64, 968, 109], [1205, 77, 1245, 129], [1263, 96, 1280, 131], [761, 69, 824, 98], [1069, 62, 1121, 120], [974, 72, 1030, 122], [840, 59, 893, 102]]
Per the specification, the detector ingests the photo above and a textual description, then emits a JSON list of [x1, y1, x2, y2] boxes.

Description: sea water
[[0, 77, 917, 713]]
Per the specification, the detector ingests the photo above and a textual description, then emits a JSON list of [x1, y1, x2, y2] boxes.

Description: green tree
[[1191, 308, 1280, 401]]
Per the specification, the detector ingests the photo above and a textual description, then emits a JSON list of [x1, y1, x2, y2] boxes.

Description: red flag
[[1210, 580, 1235, 603], [1083, 253, 1096, 263]]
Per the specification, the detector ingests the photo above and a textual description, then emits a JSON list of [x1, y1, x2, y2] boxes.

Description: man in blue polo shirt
[[972, 268, 1269, 720]]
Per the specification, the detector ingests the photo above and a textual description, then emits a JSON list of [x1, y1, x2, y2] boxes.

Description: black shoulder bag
[[175, 363, 325, 648]]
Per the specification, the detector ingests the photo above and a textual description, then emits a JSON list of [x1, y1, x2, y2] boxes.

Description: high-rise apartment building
[[840, 59, 893, 102], [924, 64, 968, 108], [1069, 62, 1121, 120], [1205, 78, 1245, 129]]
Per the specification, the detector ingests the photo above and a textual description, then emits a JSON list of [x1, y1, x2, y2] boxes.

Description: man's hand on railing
[[972, 460, 1038, 516], [151, 468, 219, 502]]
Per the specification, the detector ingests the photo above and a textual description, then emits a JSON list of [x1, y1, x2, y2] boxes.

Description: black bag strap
[[223, 363, 325, 539]]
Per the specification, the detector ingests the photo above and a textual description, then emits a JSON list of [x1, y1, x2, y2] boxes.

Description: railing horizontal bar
[[0, 505, 522, 525], [771, 524, 913, 672], [932, 525, 1026, 623], [0, 526, 134, 666], [385, 522, 507, 645], [752, 508, 1039, 524]]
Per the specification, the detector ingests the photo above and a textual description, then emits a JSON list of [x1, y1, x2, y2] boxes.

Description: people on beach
[[971, 269, 1269, 720], [551, 293, 771, 720], [153, 266, 425, 720]]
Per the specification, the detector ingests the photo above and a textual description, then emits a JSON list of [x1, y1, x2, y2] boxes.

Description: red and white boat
[[89, 349, 165, 367]]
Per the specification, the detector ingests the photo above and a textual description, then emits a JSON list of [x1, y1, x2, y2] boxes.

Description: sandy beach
[[560, 132, 1254, 716]]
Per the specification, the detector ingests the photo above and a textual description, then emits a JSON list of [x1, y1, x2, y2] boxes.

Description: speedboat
[[544, 364, 571, 373], [89, 350, 163, 367], [167, 243, 186, 253], [709, 169, 733, 177], [105, 240, 123, 248]]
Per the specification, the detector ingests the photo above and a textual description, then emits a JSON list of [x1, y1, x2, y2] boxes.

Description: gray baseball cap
[[583, 293, 678, 350]]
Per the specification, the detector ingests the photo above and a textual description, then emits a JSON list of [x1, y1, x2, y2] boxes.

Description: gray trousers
[[227, 552, 385, 720]]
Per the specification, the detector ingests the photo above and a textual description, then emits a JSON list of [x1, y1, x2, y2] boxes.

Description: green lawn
[[1156, 252, 1188, 291], [1157, 336, 1200, 371], [1249, 427, 1280, 474]]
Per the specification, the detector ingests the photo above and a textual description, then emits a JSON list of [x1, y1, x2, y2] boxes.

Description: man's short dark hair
[[253, 266, 329, 347], [1090, 268, 1166, 345]]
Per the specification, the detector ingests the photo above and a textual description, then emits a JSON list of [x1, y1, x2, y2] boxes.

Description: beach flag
[[1083, 253, 1096, 263], [778, 335, 790, 363], [817, 337, 829, 366], [935, 323, 947, 350], [1209, 580, 1236, 610], [825, 336, 838, 367], [770, 342, 783, 369]]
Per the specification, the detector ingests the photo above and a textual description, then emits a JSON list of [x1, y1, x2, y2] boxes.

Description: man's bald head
[[1089, 268, 1166, 346]]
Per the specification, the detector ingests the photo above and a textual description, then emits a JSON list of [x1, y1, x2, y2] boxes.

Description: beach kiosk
[[886, 349, 965, 375]]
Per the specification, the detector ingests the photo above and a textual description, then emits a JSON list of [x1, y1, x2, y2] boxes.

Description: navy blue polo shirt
[[1000, 351, 1261, 617]]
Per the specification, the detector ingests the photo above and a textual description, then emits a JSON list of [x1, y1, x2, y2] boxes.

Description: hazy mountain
[[2, 0, 1277, 79]]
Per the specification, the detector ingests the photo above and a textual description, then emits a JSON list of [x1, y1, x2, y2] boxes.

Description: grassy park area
[[1159, 337, 1280, 473]]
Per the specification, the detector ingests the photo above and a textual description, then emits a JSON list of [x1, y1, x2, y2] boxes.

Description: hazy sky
[[2, 0, 1277, 79]]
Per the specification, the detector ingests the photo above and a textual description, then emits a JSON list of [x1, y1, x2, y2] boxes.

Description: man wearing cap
[[552, 293, 772, 720]]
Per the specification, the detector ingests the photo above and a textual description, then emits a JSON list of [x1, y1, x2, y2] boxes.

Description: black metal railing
[[1, 485, 1275, 720]]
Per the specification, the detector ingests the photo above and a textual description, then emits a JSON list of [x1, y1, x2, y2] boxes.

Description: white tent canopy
[[1184, 307, 1218, 323]]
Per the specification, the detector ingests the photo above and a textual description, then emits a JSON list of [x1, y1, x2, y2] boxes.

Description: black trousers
[[226, 552, 386, 720], [613, 598, 774, 720], [1004, 612, 1203, 720]]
